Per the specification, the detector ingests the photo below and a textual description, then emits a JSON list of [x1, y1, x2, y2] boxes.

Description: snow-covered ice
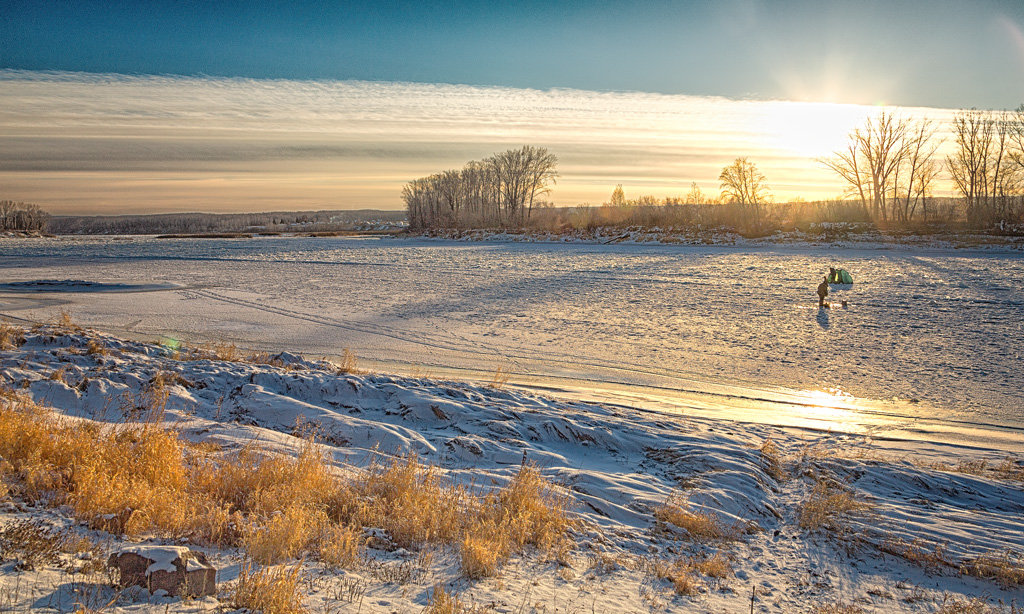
[[0, 235, 1021, 449]]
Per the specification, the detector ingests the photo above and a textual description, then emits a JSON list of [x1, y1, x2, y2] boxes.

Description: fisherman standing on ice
[[817, 276, 829, 307]]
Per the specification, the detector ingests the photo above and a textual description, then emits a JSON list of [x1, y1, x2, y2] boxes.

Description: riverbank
[[412, 224, 1024, 250], [0, 323, 1022, 612]]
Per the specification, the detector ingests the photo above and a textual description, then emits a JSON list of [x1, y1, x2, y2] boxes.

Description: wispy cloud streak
[[0, 70, 959, 214]]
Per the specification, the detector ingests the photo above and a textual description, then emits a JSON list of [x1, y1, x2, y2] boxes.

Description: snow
[[1, 235, 1023, 611], [1, 326, 1022, 612], [118, 545, 191, 575], [0, 235, 1021, 448]]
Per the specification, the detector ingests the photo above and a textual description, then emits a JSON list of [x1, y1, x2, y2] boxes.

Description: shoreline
[[0, 323, 1021, 612], [2, 311, 1019, 454], [6, 222, 1024, 251]]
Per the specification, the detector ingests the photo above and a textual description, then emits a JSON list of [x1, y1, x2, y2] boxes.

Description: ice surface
[[1, 235, 1020, 448]]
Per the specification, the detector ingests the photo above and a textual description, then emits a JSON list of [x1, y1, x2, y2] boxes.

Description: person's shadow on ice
[[816, 307, 830, 330]]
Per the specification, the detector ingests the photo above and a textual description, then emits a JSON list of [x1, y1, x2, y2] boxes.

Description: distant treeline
[[403, 146, 558, 229], [0, 201, 49, 233], [47, 209, 406, 235], [505, 196, 986, 238], [406, 106, 1024, 235]]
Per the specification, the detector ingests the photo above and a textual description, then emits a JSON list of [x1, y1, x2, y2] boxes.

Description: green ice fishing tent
[[828, 268, 853, 284]]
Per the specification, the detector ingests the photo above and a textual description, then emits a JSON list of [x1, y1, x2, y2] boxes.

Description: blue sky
[[3, 0, 1024, 108], [2, 1, 1023, 213]]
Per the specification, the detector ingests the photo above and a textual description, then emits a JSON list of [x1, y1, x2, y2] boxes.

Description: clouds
[[0, 70, 955, 214]]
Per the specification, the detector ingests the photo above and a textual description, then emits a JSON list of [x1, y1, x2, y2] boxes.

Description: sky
[[2, 0, 1023, 214]]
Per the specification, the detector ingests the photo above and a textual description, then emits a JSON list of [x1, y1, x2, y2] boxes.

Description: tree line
[[820, 106, 1024, 227], [403, 146, 558, 229], [47, 209, 406, 235], [407, 104, 1024, 234], [0, 201, 49, 233]]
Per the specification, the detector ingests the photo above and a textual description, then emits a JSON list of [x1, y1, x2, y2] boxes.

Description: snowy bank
[[0, 325, 1022, 613]]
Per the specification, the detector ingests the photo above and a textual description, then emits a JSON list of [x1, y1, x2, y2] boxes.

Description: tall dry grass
[[0, 390, 573, 576], [0, 323, 25, 350], [798, 480, 870, 531], [654, 496, 739, 541], [232, 561, 306, 614], [649, 552, 732, 596], [460, 464, 573, 578]]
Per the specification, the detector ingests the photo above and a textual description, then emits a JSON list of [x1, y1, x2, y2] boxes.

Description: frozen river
[[1, 235, 1021, 449]]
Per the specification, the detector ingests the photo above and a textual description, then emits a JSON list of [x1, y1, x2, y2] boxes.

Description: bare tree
[[402, 146, 558, 229], [0, 201, 49, 232], [821, 111, 913, 223], [945, 109, 1022, 226], [719, 158, 770, 207], [892, 119, 943, 222], [523, 146, 559, 219], [609, 184, 626, 206], [685, 182, 707, 205]]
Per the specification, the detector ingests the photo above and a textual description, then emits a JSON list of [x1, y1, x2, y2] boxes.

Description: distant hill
[[47, 209, 407, 235]]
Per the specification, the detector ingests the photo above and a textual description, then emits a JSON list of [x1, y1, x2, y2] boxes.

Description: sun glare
[[756, 101, 873, 159]]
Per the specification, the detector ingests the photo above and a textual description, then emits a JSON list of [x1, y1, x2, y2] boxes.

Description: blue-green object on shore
[[828, 268, 853, 284]]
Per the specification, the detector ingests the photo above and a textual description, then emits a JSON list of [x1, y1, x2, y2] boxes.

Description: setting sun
[[757, 101, 875, 158]]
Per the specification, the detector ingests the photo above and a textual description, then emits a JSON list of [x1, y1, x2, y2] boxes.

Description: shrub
[[318, 523, 364, 569], [0, 323, 25, 350], [798, 480, 869, 531], [654, 496, 737, 541], [460, 464, 573, 578], [425, 585, 465, 614], [232, 561, 306, 614]]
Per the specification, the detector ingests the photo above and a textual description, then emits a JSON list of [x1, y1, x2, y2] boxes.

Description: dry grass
[[994, 457, 1024, 482], [649, 552, 731, 596], [47, 365, 69, 384], [425, 585, 465, 614], [335, 348, 358, 374], [242, 505, 329, 564], [924, 455, 1024, 483], [487, 365, 511, 389], [811, 603, 865, 614], [654, 496, 738, 541], [192, 341, 244, 362], [0, 518, 103, 572], [961, 550, 1024, 588], [318, 524, 364, 569], [56, 309, 80, 332], [798, 480, 870, 531], [936, 596, 1002, 614], [232, 561, 306, 614], [459, 464, 573, 578], [85, 337, 108, 356], [759, 438, 786, 482], [346, 453, 465, 549], [691, 551, 732, 578], [0, 323, 25, 350], [878, 537, 952, 573], [650, 559, 699, 596], [0, 393, 573, 577]]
